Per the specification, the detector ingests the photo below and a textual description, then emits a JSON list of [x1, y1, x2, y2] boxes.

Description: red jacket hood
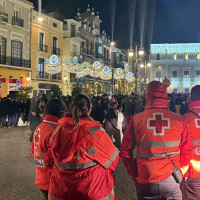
[[189, 100, 200, 110], [51, 116, 102, 163]]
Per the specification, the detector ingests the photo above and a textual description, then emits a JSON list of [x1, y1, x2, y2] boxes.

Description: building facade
[[0, 0, 33, 97], [31, 10, 66, 97], [150, 43, 200, 93]]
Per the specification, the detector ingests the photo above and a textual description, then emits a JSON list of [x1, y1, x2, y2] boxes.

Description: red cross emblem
[[147, 113, 170, 136], [195, 116, 200, 128], [34, 128, 41, 149]]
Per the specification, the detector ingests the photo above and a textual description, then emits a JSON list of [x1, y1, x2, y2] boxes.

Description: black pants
[[40, 189, 48, 200], [136, 175, 182, 200]]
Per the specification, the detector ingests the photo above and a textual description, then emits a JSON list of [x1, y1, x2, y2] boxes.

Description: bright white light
[[63, 76, 67, 81], [111, 41, 115, 46], [38, 17, 43, 22], [140, 64, 144, 68], [26, 77, 31, 82], [129, 51, 134, 57], [139, 50, 144, 56], [158, 66, 161, 69], [147, 63, 152, 67]]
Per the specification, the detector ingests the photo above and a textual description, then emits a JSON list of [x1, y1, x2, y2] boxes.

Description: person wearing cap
[[120, 81, 193, 199], [183, 85, 200, 199]]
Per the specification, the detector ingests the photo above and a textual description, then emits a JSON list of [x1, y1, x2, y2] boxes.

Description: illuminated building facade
[[150, 43, 200, 93], [0, 0, 33, 97], [31, 10, 65, 97]]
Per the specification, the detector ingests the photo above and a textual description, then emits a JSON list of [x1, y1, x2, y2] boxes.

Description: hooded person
[[120, 81, 193, 200], [48, 94, 119, 200], [183, 85, 200, 199], [30, 98, 67, 200]]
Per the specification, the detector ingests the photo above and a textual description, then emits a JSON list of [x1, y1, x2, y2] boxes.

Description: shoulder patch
[[89, 126, 105, 136]]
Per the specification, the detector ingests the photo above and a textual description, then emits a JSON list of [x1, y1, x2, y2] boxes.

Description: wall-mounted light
[[37, 17, 43, 22], [26, 77, 31, 82], [63, 75, 67, 81]]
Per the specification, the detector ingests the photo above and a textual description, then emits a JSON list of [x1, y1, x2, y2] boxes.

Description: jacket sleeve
[[93, 129, 119, 172], [120, 119, 138, 180], [179, 123, 193, 175], [30, 139, 34, 157]]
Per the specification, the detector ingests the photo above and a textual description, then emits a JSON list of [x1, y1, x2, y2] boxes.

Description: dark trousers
[[136, 175, 182, 200], [185, 177, 200, 200], [40, 189, 48, 200]]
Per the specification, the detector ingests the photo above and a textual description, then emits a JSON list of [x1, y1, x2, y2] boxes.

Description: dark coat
[[104, 108, 121, 149], [90, 103, 104, 124]]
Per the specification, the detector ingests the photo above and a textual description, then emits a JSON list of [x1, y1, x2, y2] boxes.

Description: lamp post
[[110, 41, 115, 95], [140, 60, 151, 90], [129, 45, 144, 94]]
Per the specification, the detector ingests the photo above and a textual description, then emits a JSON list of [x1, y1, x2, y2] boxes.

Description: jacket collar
[[145, 98, 169, 110], [189, 100, 200, 110], [43, 114, 59, 124]]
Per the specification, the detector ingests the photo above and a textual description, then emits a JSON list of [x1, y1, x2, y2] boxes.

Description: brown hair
[[70, 94, 92, 130]]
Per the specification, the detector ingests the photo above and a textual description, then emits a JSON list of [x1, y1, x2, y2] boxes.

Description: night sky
[[29, 0, 200, 49]]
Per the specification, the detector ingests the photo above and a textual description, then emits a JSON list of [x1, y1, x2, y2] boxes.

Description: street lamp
[[138, 48, 145, 56], [111, 41, 115, 46], [63, 75, 67, 82], [37, 17, 43, 22], [128, 48, 134, 57]]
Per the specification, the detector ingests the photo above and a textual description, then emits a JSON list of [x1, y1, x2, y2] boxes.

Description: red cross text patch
[[147, 113, 170, 136], [195, 116, 200, 128]]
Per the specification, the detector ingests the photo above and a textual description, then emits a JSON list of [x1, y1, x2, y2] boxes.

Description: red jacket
[[183, 100, 200, 178], [30, 114, 58, 190], [48, 116, 119, 200], [120, 103, 193, 184]]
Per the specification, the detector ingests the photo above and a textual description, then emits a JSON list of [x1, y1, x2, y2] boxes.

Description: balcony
[[0, 55, 31, 68], [0, 12, 8, 23], [38, 44, 48, 53], [51, 73, 61, 81], [36, 71, 49, 79], [52, 47, 60, 55], [81, 47, 88, 55], [12, 16, 24, 27]]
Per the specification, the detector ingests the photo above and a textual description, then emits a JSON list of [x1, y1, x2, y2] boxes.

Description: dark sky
[[29, 0, 200, 49]]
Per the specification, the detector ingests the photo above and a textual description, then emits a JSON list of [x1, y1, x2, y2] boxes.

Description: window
[[172, 71, 177, 78], [173, 53, 177, 60], [38, 57, 44, 78], [38, 58, 44, 71], [156, 53, 160, 60], [196, 70, 200, 77], [156, 71, 161, 78], [184, 70, 189, 77], [63, 21, 67, 30], [53, 36, 57, 49], [11, 40, 22, 59], [53, 23, 57, 28], [39, 32, 44, 50], [184, 53, 189, 60], [14, 10, 19, 19]]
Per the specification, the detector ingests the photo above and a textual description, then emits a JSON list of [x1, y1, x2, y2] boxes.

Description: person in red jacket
[[120, 81, 193, 200], [183, 85, 200, 199], [31, 98, 66, 200], [48, 94, 119, 200]]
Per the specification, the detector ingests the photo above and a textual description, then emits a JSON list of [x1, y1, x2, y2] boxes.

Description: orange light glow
[[180, 165, 189, 175], [191, 160, 200, 172]]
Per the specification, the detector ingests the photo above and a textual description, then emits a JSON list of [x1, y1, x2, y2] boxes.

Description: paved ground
[[0, 127, 187, 200]]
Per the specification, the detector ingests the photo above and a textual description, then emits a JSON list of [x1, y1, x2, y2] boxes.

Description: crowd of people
[[1, 85, 200, 200]]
